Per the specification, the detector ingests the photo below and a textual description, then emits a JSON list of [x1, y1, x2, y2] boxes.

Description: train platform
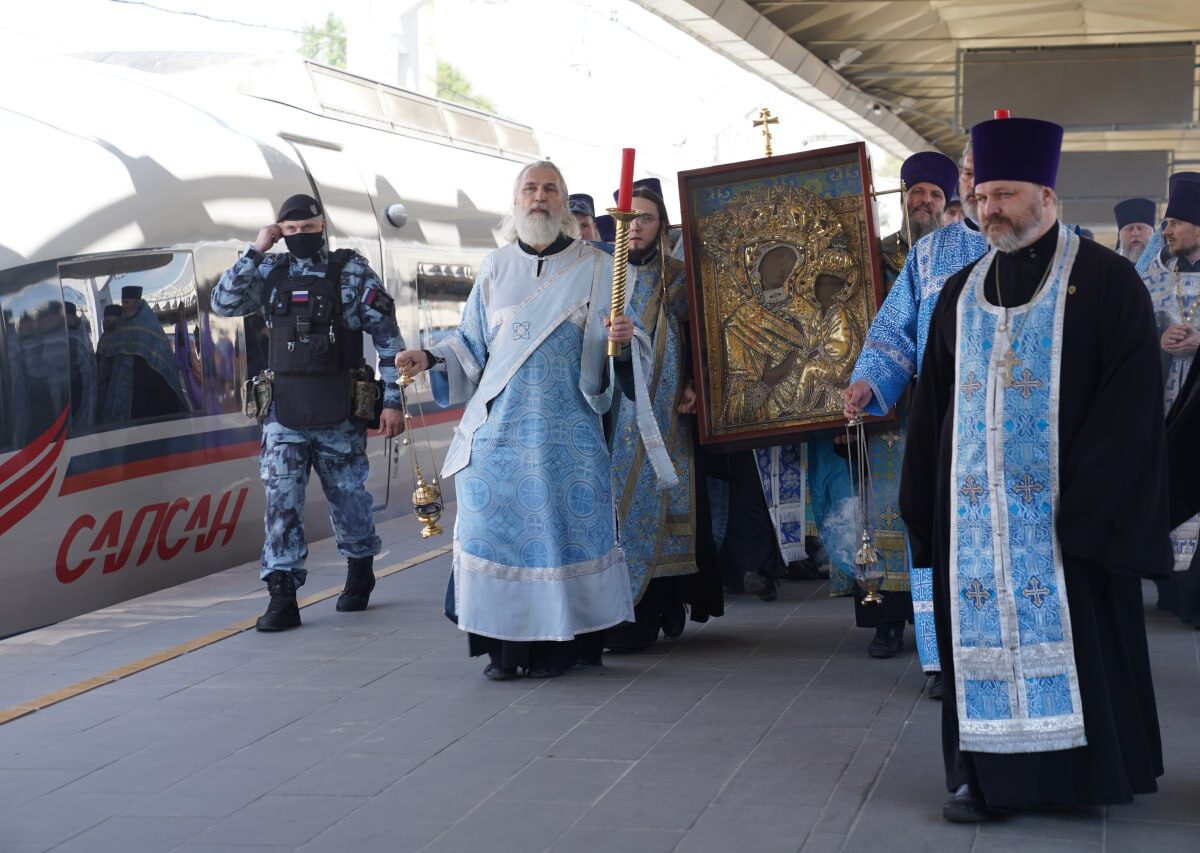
[[0, 512, 1197, 853]]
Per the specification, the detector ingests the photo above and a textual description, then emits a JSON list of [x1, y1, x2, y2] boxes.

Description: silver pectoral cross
[[995, 348, 1022, 389]]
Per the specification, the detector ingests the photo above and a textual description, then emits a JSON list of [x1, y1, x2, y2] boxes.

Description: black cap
[[121, 285, 143, 300], [1166, 179, 1200, 228], [276, 193, 323, 222], [1114, 198, 1156, 230], [103, 304, 122, 318]]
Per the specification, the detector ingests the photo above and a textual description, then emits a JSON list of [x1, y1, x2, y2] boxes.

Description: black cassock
[[1162, 355, 1200, 625], [900, 224, 1169, 809]]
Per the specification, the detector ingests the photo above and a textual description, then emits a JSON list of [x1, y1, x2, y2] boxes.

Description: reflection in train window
[[416, 261, 474, 347], [59, 252, 201, 433], [0, 270, 71, 453]]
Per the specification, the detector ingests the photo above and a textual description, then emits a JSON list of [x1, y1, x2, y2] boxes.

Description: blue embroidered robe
[[905, 223, 1170, 791], [429, 239, 670, 642], [610, 254, 697, 604], [1142, 251, 1200, 572], [851, 219, 989, 670]]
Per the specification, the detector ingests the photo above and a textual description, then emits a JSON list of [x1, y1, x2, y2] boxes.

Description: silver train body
[[0, 52, 535, 636]]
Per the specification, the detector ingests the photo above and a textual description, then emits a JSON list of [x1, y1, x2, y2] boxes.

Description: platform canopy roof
[[635, 0, 1200, 231]]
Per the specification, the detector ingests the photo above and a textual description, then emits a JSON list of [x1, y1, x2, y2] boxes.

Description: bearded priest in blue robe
[[396, 161, 676, 680], [901, 115, 1168, 822], [843, 147, 989, 695]]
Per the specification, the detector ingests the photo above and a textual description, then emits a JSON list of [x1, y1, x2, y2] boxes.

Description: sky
[[0, 0, 905, 230]]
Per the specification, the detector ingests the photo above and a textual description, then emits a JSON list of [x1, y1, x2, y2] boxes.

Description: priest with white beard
[[396, 161, 674, 680]]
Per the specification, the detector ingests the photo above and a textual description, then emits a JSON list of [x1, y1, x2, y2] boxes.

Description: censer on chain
[[845, 414, 884, 604], [398, 372, 444, 538]]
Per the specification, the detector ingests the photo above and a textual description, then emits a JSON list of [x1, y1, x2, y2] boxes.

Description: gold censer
[[845, 414, 885, 605], [399, 373, 444, 538]]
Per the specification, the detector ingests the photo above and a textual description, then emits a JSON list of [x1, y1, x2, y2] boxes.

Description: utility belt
[[243, 367, 384, 428]]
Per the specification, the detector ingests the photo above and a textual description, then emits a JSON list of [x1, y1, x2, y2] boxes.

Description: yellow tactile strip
[[0, 545, 452, 727]]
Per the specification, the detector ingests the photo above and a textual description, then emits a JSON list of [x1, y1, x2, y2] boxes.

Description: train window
[[416, 261, 474, 346], [59, 252, 201, 433], [0, 268, 72, 453]]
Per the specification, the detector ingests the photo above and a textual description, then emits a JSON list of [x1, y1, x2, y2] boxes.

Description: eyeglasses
[[633, 214, 659, 226]]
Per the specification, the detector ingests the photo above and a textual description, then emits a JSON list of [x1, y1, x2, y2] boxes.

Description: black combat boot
[[336, 556, 376, 612], [256, 570, 301, 632]]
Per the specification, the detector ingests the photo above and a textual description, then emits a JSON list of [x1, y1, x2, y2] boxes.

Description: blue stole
[[950, 224, 1086, 754]]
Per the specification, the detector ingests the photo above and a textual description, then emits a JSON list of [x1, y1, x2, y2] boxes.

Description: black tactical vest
[[264, 249, 364, 428]]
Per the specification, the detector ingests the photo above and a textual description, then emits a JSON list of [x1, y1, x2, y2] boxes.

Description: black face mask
[[284, 230, 325, 259]]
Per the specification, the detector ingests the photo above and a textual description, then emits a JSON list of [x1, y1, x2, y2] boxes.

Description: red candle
[[993, 108, 1011, 119], [616, 148, 635, 212]]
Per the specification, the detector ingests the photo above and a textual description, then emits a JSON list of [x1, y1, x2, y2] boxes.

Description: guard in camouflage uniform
[[212, 193, 406, 631]]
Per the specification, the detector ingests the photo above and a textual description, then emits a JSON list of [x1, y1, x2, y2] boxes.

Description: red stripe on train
[[0, 409, 68, 537]]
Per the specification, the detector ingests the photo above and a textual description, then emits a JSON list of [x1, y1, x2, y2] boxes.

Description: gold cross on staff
[[753, 107, 779, 157]]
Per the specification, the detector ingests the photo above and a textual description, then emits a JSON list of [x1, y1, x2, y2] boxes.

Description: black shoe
[[783, 557, 820, 581], [926, 672, 943, 700], [483, 663, 521, 681], [524, 664, 567, 679], [743, 571, 778, 602], [336, 556, 376, 612], [661, 604, 686, 639], [868, 622, 904, 658], [806, 536, 831, 576], [256, 570, 301, 632], [943, 784, 988, 822]]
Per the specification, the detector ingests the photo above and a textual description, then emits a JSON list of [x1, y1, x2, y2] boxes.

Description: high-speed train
[[0, 51, 537, 636]]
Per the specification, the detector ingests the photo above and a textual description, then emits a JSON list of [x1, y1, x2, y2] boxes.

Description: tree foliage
[[437, 60, 496, 113], [300, 13, 347, 69]]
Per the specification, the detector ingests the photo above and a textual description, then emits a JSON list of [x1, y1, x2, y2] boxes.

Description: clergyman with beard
[[816, 151, 958, 666], [395, 160, 677, 681], [843, 141, 989, 697], [1114, 197, 1156, 264], [901, 114, 1168, 823], [879, 152, 956, 286]]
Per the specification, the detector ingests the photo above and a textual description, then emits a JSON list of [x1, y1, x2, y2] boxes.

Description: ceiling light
[[829, 47, 863, 72]]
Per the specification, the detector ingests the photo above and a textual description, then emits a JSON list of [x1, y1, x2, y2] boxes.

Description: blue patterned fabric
[[1136, 229, 1165, 277], [949, 224, 1086, 753], [850, 220, 988, 672], [1141, 250, 1200, 571], [754, 445, 808, 564], [429, 241, 636, 642], [611, 256, 697, 604]]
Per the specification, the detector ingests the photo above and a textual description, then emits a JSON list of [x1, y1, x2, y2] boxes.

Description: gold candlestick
[[606, 208, 641, 357]]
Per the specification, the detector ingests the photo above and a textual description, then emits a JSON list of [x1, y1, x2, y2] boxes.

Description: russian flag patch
[[292, 290, 310, 303], [361, 287, 378, 306]]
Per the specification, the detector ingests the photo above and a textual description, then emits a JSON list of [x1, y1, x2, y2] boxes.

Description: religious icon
[[678, 143, 888, 448]]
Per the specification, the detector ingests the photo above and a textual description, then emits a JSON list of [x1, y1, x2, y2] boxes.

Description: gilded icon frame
[[678, 143, 890, 449]]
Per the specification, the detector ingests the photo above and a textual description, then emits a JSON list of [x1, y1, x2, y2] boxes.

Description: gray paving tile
[[493, 757, 630, 803], [420, 797, 583, 853], [676, 803, 819, 853], [972, 836, 1099, 852], [274, 751, 428, 797], [124, 763, 303, 819], [544, 720, 670, 761], [578, 771, 723, 831], [190, 794, 366, 847], [839, 797, 976, 853], [48, 815, 212, 853], [548, 826, 685, 853], [0, 768, 86, 815], [974, 807, 1104, 843], [472, 703, 593, 742], [1106, 818, 1200, 853], [0, 792, 146, 846]]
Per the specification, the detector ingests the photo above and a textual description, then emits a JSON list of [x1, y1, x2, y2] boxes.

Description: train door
[[285, 139, 393, 513]]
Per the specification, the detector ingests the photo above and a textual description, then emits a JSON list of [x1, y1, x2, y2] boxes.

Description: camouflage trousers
[[259, 418, 381, 584]]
